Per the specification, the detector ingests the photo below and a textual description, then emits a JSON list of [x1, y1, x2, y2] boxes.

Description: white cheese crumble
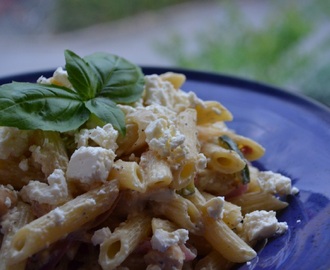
[[66, 146, 115, 185], [243, 210, 288, 241], [143, 74, 203, 113], [76, 124, 118, 151], [258, 171, 292, 195], [145, 118, 185, 158], [151, 228, 189, 252], [86, 198, 96, 205], [91, 227, 112, 245], [196, 153, 207, 172], [18, 158, 29, 172], [0, 207, 21, 234], [291, 186, 300, 195], [204, 196, 225, 219], [4, 197, 11, 208], [51, 67, 72, 88], [52, 207, 65, 225], [20, 169, 69, 205], [29, 139, 68, 177], [38, 67, 72, 88]]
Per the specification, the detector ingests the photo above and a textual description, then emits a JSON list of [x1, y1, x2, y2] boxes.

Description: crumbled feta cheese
[[76, 124, 118, 151], [0, 127, 31, 159], [29, 140, 68, 177], [258, 171, 292, 195], [66, 146, 115, 185], [52, 207, 65, 225], [145, 104, 177, 121], [37, 75, 51, 84], [97, 189, 106, 195], [145, 118, 185, 158], [243, 210, 288, 241], [291, 186, 300, 195], [196, 153, 207, 172], [92, 227, 112, 245], [20, 169, 69, 205], [86, 198, 96, 205], [151, 228, 189, 252], [75, 129, 90, 148], [50, 67, 72, 88], [4, 197, 11, 208], [144, 75, 202, 112], [0, 207, 21, 234], [204, 196, 225, 219], [18, 159, 29, 172]]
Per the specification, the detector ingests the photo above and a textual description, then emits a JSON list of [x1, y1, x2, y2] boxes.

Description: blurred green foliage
[[54, 0, 190, 32], [156, 0, 330, 107]]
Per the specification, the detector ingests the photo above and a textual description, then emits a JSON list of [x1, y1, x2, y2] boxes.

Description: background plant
[[155, 0, 330, 107]]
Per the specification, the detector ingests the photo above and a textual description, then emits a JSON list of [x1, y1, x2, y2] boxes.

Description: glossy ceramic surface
[[1, 68, 330, 270]]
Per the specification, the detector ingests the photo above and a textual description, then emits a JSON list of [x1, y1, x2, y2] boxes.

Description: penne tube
[[198, 130, 265, 161], [160, 72, 186, 90], [0, 202, 34, 270], [8, 181, 119, 263], [108, 159, 145, 192], [171, 109, 201, 190], [151, 191, 203, 234], [99, 213, 151, 270], [196, 101, 233, 125], [229, 191, 288, 215], [116, 109, 157, 157], [140, 151, 173, 190], [151, 217, 178, 233], [202, 217, 256, 263], [202, 143, 246, 174]]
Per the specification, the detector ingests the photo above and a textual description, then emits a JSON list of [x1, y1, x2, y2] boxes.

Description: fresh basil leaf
[[84, 52, 144, 104], [85, 96, 126, 135], [240, 164, 250, 185], [219, 135, 250, 184], [0, 82, 90, 132], [65, 50, 99, 100]]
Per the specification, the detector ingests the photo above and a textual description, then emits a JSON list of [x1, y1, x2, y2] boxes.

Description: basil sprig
[[219, 135, 250, 184], [0, 50, 145, 135]]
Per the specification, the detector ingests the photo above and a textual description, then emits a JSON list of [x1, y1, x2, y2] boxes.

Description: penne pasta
[[171, 108, 202, 190], [98, 213, 151, 270], [140, 150, 173, 190], [150, 190, 203, 234], [108, 159, 145, 192], [8, 181, 119, 263], [202, 217, 256, 263], [0, 202, 34, 270], [202, 142, 246, 174], [229, 191, 288, 215], [196, 101, 233, 125], [160, 72, 186, 90]]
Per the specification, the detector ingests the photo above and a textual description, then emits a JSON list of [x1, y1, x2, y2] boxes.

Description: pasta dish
[[0, 52, 298, 270]]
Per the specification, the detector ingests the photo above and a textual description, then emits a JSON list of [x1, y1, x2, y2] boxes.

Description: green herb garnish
[[219, 135, 250, 184], [0, 50, 144, 135]]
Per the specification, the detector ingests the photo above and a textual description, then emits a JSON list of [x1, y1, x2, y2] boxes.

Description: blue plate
[[1, 68, 330, 270]]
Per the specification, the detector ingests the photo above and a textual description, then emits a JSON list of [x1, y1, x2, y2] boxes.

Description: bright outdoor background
[[1, 0, 330, 107]]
